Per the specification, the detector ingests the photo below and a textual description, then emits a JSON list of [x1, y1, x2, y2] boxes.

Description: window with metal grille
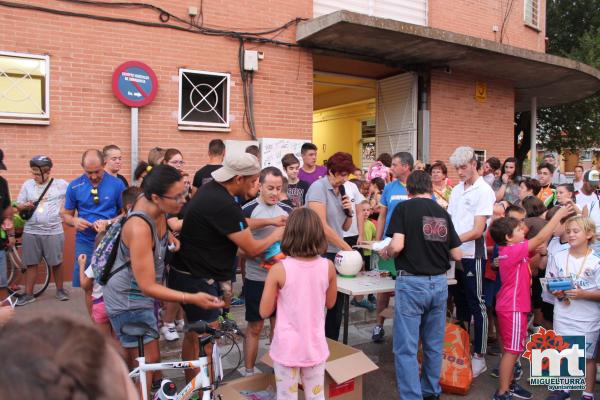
[[178, 69, 230, 129], [0, 51, 49, 122], [474, 150, 487, 164], [524, 0, 540, 29]]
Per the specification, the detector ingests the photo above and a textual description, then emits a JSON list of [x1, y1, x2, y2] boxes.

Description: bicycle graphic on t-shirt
[[422, 216, 448, 242]]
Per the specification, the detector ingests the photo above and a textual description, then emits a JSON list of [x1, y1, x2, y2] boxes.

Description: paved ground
[[12, 281, 600, 399]]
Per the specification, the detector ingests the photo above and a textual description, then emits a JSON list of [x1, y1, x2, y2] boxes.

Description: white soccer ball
[[334, 250, 363, 277]]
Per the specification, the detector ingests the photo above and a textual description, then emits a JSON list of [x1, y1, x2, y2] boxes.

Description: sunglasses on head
[[91, 187, 100, 204]]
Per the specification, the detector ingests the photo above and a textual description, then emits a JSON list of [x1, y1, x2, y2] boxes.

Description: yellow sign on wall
[[475, 81, 487, 102]]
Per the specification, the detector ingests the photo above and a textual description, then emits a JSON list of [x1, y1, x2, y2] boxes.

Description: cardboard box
[[261, 339, 379, 400], [214, 373, 277, 400], [379, 306, 394, 319]]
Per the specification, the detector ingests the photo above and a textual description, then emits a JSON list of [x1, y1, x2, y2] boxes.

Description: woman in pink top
[[260, 208, 337, 400]]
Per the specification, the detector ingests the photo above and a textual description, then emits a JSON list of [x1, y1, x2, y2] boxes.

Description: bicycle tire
[[6, 247, 51, 298], [32, 258, 51, 297], [6, 247, 23, 288]]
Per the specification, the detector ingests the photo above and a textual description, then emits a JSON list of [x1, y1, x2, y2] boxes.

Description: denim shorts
[[109, 308, 158, 349], [0, 250, 7, 288]]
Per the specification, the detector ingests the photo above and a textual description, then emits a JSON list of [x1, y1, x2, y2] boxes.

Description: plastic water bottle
[[371, 253, 380, 273], [153, 379, 177, 400]]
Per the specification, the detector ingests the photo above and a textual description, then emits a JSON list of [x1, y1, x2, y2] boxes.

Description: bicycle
[[125, 319, 245, 400], [5, 236, 51, 298]]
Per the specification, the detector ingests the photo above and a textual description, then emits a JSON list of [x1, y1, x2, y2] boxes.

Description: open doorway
[[312, 69, 418, 172], [313, 72, 376, 171]]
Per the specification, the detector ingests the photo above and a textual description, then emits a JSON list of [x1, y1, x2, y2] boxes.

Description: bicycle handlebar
[[187, 320, 213, 335], [186, 320, 245, 338]]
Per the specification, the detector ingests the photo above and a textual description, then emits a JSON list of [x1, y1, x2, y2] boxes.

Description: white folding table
[[336, 273, 457, 344]]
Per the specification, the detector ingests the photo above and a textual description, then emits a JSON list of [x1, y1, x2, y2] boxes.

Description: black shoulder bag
[[20, 178, 54, 220]]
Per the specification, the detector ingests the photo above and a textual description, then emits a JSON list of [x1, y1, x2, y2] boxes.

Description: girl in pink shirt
[[260, 208, 337, 400]]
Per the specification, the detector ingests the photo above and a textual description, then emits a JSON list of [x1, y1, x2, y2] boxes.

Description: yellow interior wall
[[312, 100, 375, 166]]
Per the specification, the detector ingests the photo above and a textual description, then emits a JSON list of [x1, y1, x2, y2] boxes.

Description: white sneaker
[[472, 355, 487, 378], [161, 324, 180, 342], [175, 319, 185, 332], [238, 367, 257, 377]]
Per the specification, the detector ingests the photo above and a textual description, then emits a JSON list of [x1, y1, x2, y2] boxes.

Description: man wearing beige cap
[[168, 152, 284, 382]]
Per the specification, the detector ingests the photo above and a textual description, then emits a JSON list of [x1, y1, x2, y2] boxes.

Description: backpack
[[90, 212, 155, 286], [366, 161, 389, 182]]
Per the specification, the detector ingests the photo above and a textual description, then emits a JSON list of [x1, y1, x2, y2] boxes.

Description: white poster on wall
[[259, 138, 307, 171], [224, 140, 259, 156]]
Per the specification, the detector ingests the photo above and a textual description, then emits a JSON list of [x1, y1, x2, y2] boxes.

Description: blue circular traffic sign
[[112, 61, 158, 107]]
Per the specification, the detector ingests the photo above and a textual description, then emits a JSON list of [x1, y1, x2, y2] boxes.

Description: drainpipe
[[418, 72, 430, 163], [530, 97, 537, 177]]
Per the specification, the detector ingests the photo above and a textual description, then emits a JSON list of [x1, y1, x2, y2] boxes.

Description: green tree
[[515, 0, 600, 166]]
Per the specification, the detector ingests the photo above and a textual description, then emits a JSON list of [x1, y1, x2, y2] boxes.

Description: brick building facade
[[1, 0, 599, 189], [0, 0, 313, 193]]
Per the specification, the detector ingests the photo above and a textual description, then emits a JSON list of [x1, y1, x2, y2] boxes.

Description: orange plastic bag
[[440, 323, 473, 395]]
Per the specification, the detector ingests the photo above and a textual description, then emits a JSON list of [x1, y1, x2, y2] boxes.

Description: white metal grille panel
[[376, 73, 418, 157], [314, 0, 428, 26]]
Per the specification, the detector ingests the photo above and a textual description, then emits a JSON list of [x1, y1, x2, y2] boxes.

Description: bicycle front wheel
[[32, 258, 51, 297], [6, 247, 51, 297], [6, 246, 22, 289]]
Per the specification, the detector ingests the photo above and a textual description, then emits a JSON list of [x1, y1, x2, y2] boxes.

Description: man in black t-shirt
[[169, 152, 283, 382], [0, 149, 15, 301], [191, 139, 225, 196], [380, 170, 462, 400]]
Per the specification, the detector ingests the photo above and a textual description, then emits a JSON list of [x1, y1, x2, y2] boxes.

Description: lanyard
[[565, 249, 591, 279]]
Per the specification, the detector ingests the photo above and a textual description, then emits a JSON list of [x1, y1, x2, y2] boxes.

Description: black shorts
[[362, 254, 371, 271], [168, 268, 221, 323], [344, 235, 358, 247], [531, 275, 543, 309], [244, 279, 273, 322], [541, 301, 554, 322]]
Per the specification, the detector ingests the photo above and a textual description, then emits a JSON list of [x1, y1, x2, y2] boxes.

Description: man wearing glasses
[[61, 149, 125, 289], [15, 156, 69, 306]]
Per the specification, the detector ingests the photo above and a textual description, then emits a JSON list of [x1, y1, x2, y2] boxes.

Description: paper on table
[[352, 244, 373, 250], [371, 237, 391, 251]]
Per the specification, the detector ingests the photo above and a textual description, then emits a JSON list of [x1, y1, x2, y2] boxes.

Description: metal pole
[[530, 97, 537, 177], [418, 73, 430, 163], [131, 107, 139, 183]]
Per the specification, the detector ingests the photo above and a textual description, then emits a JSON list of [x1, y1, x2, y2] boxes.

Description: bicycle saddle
[[121, 322, 160, 339]]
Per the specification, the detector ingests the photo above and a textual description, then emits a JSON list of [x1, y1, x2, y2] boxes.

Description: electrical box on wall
[[244, 50, 259, 71]]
